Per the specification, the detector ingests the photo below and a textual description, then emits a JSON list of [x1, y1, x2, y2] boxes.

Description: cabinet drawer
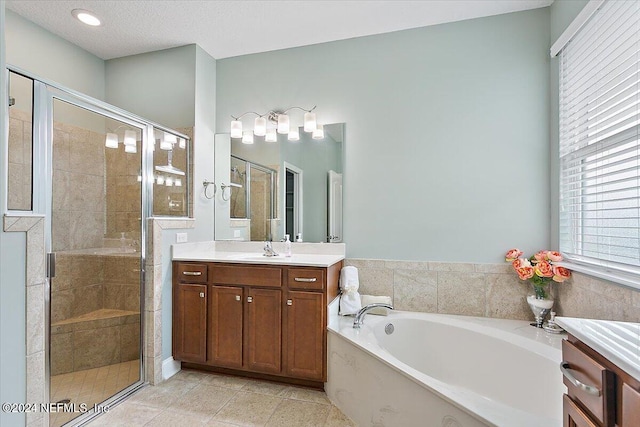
[[561, 340, 615, 426], [563, 394, 598, 427], [176, 263, 208, 283], [211, 264, 282, 287], [287, 268, 325, 290]]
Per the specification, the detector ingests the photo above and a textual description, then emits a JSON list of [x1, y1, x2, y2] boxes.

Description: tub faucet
[[263, 241, 279, 257], [353, 303, 393, 329]]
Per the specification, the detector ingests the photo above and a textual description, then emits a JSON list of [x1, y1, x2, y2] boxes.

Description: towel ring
[[203, 180, 216, 199]]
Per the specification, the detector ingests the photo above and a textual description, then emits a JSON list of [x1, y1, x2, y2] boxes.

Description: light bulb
[[304, 112, 316, 132], [124, 130, 136, 146], [230, 120, 243, 138], [312, 124, 324, 140], [288, 127, 300, 141], [72, 9, 101, 26], [175, 178, 182, 187], [265, 128, 277, 142], [242, 131, 254, 144], [161, 132, 176, 150], [156, 176, 165, 185], [137, 174, 142, 182], [105, 133, 118, 148], [277, 114, 290, 134], [254, 117, 267, 136], [178, 138, 186, 149], [124, 144, 137, 153], [165, 177, 174, 187]]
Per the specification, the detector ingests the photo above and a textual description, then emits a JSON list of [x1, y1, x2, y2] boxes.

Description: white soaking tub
[[326, 308, 566, 427]]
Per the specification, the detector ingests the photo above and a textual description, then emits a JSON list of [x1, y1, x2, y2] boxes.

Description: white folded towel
[[340, 266, 359, 290], [360, 295, 392, 316], [339, 266, 362, 315]]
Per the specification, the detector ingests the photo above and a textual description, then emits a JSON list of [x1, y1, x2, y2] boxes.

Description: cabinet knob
[[287, 299, 293, 306], [199, 292, 205, 298], [247, 296, 253, 303], [235, 295, 241, 301]]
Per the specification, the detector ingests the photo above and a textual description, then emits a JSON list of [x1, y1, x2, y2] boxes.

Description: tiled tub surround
[[346, 259, 640, 323], [50, 250, 141, 375]]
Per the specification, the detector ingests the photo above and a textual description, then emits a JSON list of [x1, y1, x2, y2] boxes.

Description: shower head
[[154, 150, 185, 176], [155, 164, 185, 176]]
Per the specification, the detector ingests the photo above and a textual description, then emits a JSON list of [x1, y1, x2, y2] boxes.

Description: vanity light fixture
[[105, 133, 118, 149], [265, 128, 277, 143], [312, 124, 325, 140], [72, 9, 101, 27], [230, 106, 321, 142], [160, 132, 177, 150], [242, 131, 254, 144]]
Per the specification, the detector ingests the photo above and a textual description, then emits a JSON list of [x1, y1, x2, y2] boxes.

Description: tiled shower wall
[[52, 121, 107, 251], [347, 259, 640, 323], [8, 108, 32, 210]]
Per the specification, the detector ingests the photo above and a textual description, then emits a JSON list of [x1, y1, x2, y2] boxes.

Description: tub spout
[[353, 303, 393, 328]]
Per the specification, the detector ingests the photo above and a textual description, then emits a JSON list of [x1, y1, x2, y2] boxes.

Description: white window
[[558, 0, 640, 286]]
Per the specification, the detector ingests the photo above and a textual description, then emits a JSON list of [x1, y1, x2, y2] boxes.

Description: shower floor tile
[[84, 369, 356, 427], [50, 359, 140, 427]]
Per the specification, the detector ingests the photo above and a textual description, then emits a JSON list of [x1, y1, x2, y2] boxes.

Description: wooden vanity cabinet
[[173, 260, 341, 387], [172, 263, 209, 363], [562, 335, 640, 427]]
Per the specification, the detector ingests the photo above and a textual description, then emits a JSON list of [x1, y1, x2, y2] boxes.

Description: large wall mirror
[[214, 123, 344, 243]]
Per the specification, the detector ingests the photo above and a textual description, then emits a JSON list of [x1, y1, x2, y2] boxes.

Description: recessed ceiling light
[[71, 9, 101, 27]]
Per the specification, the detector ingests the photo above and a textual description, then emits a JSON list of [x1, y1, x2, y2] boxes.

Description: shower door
[[47, 93, 146, 427]]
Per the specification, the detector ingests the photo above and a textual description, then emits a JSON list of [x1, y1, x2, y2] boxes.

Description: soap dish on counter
[[543, 322, 566, 334]]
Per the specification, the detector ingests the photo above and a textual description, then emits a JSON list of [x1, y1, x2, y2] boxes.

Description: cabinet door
[[622, 383, 640, 427], [563, 394, 598, 427], [246, 288, 281, 374], [284, 291, 325, 381], [173, 283, 207, 363], [209, 285, 244, 368]]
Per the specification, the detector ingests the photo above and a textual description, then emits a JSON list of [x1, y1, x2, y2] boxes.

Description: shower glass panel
[[249, 165, 275, 241], [229, 156, 247, 218], [49, 99, 142, 427], [7, 71, 34, 211], [152, 128, 190, 216]]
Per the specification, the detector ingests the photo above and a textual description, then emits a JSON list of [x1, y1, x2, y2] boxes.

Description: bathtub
[[326, 308, 566, 427]]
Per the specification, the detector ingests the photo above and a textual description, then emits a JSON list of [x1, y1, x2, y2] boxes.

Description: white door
[[327, 170, 343, 243]]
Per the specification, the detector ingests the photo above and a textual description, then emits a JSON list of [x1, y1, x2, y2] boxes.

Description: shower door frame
[[8, 64, 155, 427]]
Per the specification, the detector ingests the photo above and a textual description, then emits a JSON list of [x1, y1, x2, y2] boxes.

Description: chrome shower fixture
[[155, 150, 185, 176]]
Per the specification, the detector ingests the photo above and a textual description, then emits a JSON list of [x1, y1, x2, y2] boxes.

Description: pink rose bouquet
[[505, 249, 571, 299]]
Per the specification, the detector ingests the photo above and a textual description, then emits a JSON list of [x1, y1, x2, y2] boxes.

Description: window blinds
[[559, 0, 640, 272]]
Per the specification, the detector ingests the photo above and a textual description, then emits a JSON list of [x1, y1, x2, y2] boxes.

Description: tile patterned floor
[[85, 369, 356, 427], [50, 360, 141, 427]]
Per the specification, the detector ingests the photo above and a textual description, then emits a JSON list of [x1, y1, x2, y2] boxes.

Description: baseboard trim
[[162, 357, 181, 380]]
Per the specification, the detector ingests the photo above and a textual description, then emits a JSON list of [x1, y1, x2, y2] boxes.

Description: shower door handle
[[46, 252, 56, 279]]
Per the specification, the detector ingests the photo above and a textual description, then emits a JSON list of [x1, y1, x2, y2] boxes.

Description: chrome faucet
[[263, 241, 279, 257], [353, 303, 393, 328]]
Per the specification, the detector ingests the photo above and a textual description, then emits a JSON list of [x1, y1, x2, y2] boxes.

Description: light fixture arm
[[231, 106, 316, 122]]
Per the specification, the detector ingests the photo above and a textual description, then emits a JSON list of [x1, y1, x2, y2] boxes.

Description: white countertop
[[172, 240, 345, 267], [555, 317, 640, 380]]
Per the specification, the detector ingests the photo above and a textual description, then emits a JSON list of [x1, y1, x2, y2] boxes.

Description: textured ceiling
[[5, 0, 553, 60]]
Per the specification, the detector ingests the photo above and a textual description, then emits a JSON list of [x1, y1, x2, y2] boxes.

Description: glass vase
[[526, 281, 554, 328]]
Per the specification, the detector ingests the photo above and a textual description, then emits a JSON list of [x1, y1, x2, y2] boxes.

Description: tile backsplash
[[346, 259, 640, 323]]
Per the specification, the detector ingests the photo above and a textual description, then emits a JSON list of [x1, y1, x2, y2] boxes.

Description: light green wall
[[5, 9, 104, 100], [549, 0, 589, 248], [217, 8, 551, 263], [105, 45, 196, 129], [1, 4, 28, 427]]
